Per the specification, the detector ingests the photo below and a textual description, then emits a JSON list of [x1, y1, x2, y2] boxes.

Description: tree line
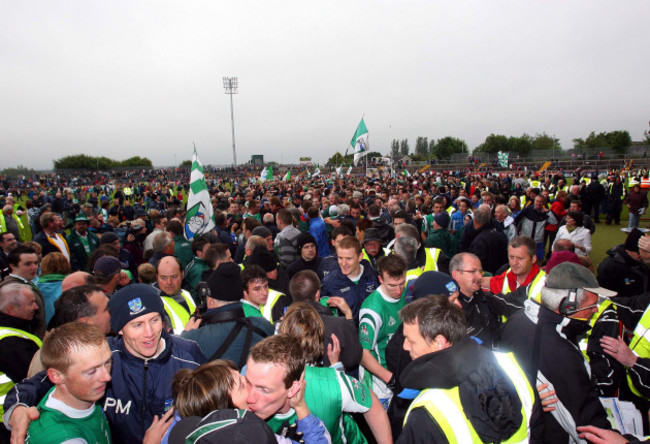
[[53, 155, 153, 171]]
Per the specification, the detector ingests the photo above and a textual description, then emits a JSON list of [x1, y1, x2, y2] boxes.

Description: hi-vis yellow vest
[[161, 290, 196, 335], [404, 351, 533, 444], [261, 289, 285, 324], [627, 305, 650, 398], [579, 299, 614, 362], [0, 327, 42, 421], [423, 248, 442, 272]]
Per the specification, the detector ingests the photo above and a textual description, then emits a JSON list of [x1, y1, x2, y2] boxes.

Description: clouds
[[1, 0, 649, 169]]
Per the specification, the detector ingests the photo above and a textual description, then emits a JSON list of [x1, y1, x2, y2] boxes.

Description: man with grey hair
[[0, 206, 23, 242], [0, 282, 40, 439], [450, 252, 501, 347], [394, 236, 421, 301], [494, 204, 516, 241], [390, 223, 450, 275], [148, 230, 174, 266], [500, 262, 615, 442]]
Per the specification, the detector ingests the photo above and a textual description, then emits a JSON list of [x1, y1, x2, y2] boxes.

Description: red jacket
[[489, 263, 541, 294]]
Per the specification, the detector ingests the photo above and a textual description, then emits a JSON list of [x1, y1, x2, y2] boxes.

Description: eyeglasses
[[457, 269, 483, 275]]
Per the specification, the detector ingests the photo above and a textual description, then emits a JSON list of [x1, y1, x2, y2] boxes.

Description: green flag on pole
[[350, 118, 369, 165], [185, 146, 216, 240]]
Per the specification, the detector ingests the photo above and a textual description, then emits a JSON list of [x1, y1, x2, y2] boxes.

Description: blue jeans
[[629, 212, 640, 229], [536, 242, 545, 261]]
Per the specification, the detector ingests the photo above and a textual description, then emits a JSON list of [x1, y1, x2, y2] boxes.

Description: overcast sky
[[2, 1, 649, 170]]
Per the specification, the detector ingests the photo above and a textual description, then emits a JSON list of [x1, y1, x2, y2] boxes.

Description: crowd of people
[[2, 165, 650, 443]]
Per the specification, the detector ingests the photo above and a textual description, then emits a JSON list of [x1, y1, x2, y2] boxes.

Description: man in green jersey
[[359, 254, 407, 408], [245, 335, 392, 444], [26, 322, 112, 444]]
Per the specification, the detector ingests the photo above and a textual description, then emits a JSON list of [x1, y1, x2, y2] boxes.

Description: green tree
[[531, 133, 561, 151], [180, 160, 192, 167], [415, 137, 428, 157], [606, 130, 632, 153], [326, 151, 353, 165], [121, 156, 153, 167], [573, 130, 632, 154], [508, 134, 532, 156], [474, 134, 510, 154], [434, 137, 468, 160], [400, 139, 410, 156]]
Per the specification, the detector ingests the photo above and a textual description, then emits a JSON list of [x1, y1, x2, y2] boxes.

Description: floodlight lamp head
[[223, 76, 238, 93]]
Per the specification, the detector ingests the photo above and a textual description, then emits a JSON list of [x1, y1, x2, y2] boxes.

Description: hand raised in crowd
[[142, 407, 175, 444], [327, 333, 341, 364], [327, 296, 353, 320], [288, 371, 310, 420]]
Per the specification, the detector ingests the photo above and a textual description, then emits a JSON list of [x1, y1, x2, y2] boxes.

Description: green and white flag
[[335, 166, 342, 176], [283, 170, 291, 181], [346, 166, 353, 176], [313, 167, 321, 177], [259, 166, 273, 182], [350, 117, 370, 165], [498, 151, 509, 168], [185, 146, 215, 240], [402, 169, 411, 177]]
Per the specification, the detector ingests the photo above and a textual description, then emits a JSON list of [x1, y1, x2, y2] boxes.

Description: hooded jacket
[[397, 337, 524, 443]]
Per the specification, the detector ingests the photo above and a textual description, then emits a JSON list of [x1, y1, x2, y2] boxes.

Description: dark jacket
[[33, 230, 68, 258], [370, 217, 395, 247], [316, 254, 339, 280], [66, 230, 100, 272], [459, 289, 502, 348], [0, 312, 40, 383], [468, 224, 508, 275], [500, 300, 611, 443], [397, 337, 523, 444], [4, 331, 206, 444], [625, 189, 649, 213], [320, 261, 379, 321], [181, 303, 273, 367], [597, 244, 650, 298], [0, 276, 46, 338], [424, 227, 458, 259], [459, 217, 502, 252], [287, 256, 322, 279], [311, 301, 362, 371]]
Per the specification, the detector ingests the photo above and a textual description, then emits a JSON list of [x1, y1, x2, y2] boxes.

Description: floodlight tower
[[223, 77, 238, 167]]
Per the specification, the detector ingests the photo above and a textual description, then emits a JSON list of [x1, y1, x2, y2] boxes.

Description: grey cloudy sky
[[2, 1, 649, 170]]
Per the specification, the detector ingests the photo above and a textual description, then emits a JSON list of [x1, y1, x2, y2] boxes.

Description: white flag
[[350, 118, 370, 165], [185, 146, 215, 240], [259, 166, 273, 182]]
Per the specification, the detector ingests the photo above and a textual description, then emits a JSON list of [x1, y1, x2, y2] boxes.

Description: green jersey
[[421, 213, 435, 238], [241, 300, 265, 318], [359, 287, 405, 399], [266, 365, 372, 444], [26, 387, 111, 444]]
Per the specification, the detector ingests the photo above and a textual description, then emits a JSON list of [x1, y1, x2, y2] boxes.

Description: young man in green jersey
[[246, 334, 392, 444], [359, 254, 407, 408], [26, 322, 112, 444]]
